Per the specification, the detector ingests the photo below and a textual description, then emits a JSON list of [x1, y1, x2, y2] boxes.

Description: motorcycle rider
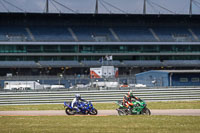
[[71, 94, 87, 112], [123, 90, 139, 111]]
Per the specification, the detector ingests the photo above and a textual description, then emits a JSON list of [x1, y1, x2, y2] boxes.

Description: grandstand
[[0, 13, 200, 76], [0, 0, 199, 78]]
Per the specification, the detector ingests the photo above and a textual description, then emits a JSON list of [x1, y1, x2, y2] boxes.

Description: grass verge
[[0, 115, 200, 133], [0, 101, 200, 111]]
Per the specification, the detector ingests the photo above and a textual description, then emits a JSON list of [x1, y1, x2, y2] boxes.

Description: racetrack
[[0, 109, 200, 116]]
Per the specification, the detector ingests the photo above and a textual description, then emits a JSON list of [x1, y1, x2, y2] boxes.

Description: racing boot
[[127, 106, 133, 115], [73, 107, 80, 113]]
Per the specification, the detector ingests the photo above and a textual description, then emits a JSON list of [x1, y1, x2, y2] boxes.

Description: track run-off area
[[0, 109, 200, 116]]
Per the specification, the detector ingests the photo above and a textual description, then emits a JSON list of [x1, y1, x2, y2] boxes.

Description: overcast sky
[[0, 0, 200, 14]]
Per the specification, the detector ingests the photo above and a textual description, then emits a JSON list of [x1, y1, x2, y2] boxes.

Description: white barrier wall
[[0, 88, 200, 105]]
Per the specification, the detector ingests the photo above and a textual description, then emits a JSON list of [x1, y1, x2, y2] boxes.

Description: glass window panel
[[26, 45, 41, 53], [43, 45, 58, 53], [191, 78, 199, 82], [179, 78, 188, 82]]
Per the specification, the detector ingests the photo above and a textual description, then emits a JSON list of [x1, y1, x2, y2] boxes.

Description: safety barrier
[[0, 87, 200, 105]]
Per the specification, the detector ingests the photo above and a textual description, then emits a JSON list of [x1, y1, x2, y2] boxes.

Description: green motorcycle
[[116, 98, 151, 115]]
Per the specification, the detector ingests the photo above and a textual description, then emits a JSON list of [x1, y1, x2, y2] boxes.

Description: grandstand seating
[[0, 25, 198, 42], [0, 13, 200, 79], [191, 27, 200, 40], [29, 26, 74, 41], [113, 26, 156, 42], [0, 26, 30, 41], [153, 27, 194, 42], [71, 26, 115, 41]]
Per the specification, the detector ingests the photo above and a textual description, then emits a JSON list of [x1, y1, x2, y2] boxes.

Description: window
[[179, 78, 188, 82], [27, 45, 41, 53], [120, 46, 124, 50], [191, 78, 199, 82], [43, 45, 58, 53]]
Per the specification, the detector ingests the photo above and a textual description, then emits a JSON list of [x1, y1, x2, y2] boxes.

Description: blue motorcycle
[[64, 101, 98, 115]]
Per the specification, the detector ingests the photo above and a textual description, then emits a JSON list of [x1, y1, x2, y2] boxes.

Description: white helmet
[[75, 94, 81, 98], [128, 90, 133, 96]]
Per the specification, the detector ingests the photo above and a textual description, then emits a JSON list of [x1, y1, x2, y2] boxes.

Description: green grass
[[148, 101, 200, 109], [0, 115, 200, 133], [0, 101, 200, 133], [0, 101, 200, 111]]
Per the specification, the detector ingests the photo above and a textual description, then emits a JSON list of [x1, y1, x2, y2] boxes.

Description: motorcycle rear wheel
[[65, 108, 75, 115], [89, 108, 98, 115]]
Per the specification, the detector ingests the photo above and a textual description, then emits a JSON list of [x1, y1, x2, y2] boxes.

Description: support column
[[46, 0, 49, 13], [95, 0, 98, 14], [189, 0, 193, 16], [143, 0, 146, 15], [170, 73, 173, 86]]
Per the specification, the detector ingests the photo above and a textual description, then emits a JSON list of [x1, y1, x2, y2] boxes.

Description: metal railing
[[0, 87, 200, 105]]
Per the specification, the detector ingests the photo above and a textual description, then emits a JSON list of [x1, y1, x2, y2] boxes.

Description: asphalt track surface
[[0, 109, 200, 116]]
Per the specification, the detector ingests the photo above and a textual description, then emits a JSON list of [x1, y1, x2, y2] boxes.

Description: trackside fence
[[0, 88, 200, 105]]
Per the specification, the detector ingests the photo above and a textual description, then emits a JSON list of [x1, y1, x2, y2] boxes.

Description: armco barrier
[[0, 88, 200, 105]]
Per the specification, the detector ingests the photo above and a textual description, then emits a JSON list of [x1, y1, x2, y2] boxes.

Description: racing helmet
[[128, 90, 133, 96], [75, 94, 81, 99]]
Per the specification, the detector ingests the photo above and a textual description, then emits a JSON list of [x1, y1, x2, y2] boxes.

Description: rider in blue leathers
[[71, 94, 87, 112]]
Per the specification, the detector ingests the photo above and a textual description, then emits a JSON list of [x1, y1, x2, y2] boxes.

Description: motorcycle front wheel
[[89, 108, 98, 115], [117, 108, 128, 116], [118, 110, 127, 116], [65, 108, 75, 115], [142, 108, 151, 115]]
